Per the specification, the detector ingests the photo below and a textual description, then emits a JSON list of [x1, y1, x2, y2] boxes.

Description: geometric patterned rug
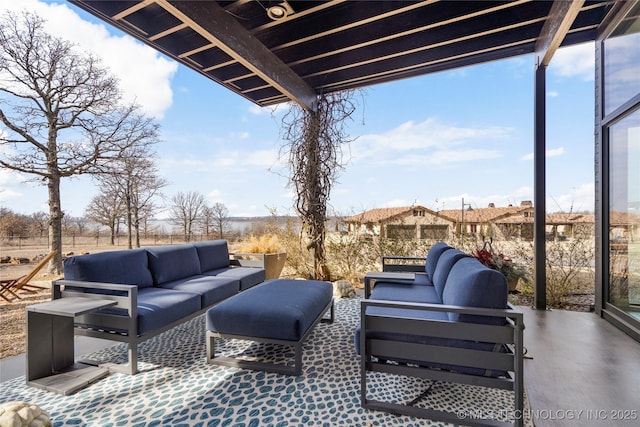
[[0, 297, 531, 426]]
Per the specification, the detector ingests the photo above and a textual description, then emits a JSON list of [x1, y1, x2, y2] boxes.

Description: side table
[[364, 271, 416, 298], [26, 297, 116, 395]]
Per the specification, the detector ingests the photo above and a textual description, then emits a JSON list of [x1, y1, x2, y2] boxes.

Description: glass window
[[604, 3, 640, 116], [608, 108, 640, 318]]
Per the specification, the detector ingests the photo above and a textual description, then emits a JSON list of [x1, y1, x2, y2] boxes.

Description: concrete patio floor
[[521, 307, 640, 426]]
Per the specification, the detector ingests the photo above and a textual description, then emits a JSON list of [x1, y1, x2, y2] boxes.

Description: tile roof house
[[440, 201, 534, 240], [344, 205, 454, 240], [345, 201, 595, 241], [345, 202, 537, 240]]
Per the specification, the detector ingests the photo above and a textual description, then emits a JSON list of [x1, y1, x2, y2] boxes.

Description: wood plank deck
[[521, 306, 640, 426]]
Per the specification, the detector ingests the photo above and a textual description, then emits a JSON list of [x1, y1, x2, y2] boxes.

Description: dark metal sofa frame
[[52, 280, 211, 375], [52, 257, 264, 375], [360, 299, 525, 427]]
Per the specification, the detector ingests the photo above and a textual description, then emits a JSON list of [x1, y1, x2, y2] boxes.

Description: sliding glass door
[[601, 2, 640, 335], [608, 110, 640, 319]]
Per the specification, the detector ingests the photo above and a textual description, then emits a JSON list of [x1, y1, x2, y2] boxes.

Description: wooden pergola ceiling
[[69, 1, 614, 110]]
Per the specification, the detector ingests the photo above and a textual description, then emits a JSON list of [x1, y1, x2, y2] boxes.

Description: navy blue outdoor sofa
[[52, 240, 265, 374], [357, 242, 525, 426]]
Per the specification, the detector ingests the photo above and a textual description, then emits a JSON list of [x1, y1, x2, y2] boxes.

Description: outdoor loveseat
[[52, 240, 265, 374], [357, 242, 525, 426]]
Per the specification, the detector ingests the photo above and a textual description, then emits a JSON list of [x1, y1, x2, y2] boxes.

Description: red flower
[[471, 247, 527, 283]]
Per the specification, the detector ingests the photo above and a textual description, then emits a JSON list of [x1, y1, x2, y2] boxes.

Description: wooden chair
[[0, 250, 57, 302]]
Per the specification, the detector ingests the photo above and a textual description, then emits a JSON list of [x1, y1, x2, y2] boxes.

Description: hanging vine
[[279, 90, 363, 280]]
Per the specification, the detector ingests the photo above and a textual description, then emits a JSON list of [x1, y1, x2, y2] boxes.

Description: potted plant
[[471, 241, 529, 292], [234, 235, 287, 280]]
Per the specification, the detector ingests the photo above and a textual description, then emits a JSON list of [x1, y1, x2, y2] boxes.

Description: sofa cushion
[[63, 249, 154, 288], [432, 248, 468, 299], [135, 287, 202, 334], [424, 242, 452, 279], [158, 275, 239, 307], [146, 244, 201, 285], [370, 282, 440, 304], [413, 272, 431, 285], [204, 266, 265, 291], [193, 240, 230, 272], [442, 257, 508, 325], [95, 287, 202, 335]]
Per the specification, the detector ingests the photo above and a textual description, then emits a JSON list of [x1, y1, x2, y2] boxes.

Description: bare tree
[[74, 216, 89, 236], [279, 90, 361, 280], [0, 208, 28, 238], [210, 202, 230, 239], [102, 146, 166, 248], [201, 205, 214, 239], [29, 212, 48, 238], [60, 212, 77, 236], [85, 190, 123, 245], [0, 12, 159, 273], [169, 191, 206, 242]]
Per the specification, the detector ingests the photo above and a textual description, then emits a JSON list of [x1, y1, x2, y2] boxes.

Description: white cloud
[[0, 170, 24, 202], [0, 158, 28, 203], [248, 105, 267, 115], [549, 42, 594, 81], [206, 189, 225, 203], [549, 183, 594, 213], [521, 147, 565, 160], [546, 147, 565, 157], [159, 147, 281, 176], [353, 117, 511, 166], [547, 91, 559, 97], [248, 103, 288, 116], [391, 148, 502, 166], [245, 149, 281, 167], [0, 0, 178, 119]]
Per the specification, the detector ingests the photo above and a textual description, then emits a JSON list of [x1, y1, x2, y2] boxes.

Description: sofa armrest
[[362, 298, 523, 322], [364, 271, 416, 298], [360, 298, 524, 375], [53, 279, 138, 335], [382, 256, 426, 272]]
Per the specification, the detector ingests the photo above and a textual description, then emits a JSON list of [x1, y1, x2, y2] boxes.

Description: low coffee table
[[205, 279, 333, 375], [26, 297, 116, 395]]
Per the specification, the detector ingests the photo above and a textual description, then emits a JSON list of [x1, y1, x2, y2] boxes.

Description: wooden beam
[[535, 0, 585, 67], [160, 0, 317, 111]]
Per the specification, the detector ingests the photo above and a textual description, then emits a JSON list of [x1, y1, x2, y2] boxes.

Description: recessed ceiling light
[[266, 1, 294, 21]]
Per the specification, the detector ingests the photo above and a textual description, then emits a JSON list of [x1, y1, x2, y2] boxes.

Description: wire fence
[[1, 233, 227, 252]]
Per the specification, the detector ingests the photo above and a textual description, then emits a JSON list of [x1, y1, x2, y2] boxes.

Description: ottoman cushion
[[206, 279, 332, 341]]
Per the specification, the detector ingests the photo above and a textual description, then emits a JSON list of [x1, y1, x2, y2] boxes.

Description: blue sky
[[0, 0, 596, 218]]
